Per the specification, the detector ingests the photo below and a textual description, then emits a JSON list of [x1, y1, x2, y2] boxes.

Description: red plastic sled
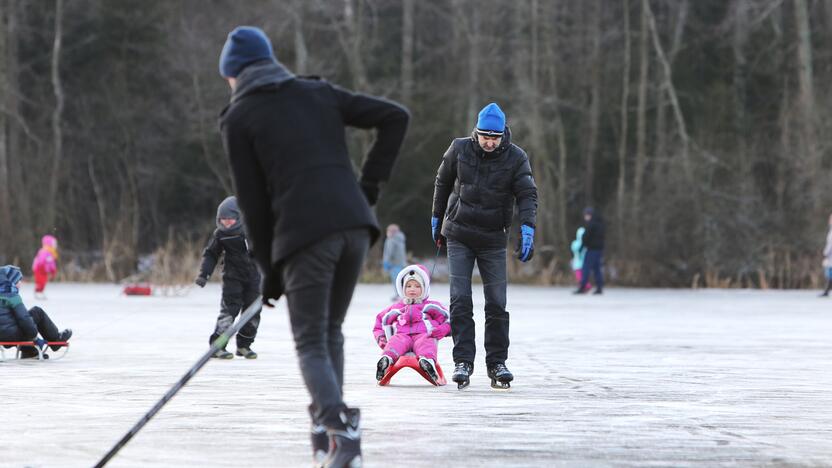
[[378, 354, 447, 386], [0, 341, 70, 360], [123, 283, 152, 296]]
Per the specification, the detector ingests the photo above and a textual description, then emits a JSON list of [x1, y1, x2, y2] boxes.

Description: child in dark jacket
[[195, 196, 262, 359], [0, 265, 72, 359]]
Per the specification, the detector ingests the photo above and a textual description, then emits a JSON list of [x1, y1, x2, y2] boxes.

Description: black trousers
[[209, 275, 262, 349], [281, 228, 369, 429], [447, 239, 510, 367], [15, 307, 61, 356]]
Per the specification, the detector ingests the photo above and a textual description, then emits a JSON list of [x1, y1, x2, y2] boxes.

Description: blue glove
[[382, 261, 392, 272], [431, 216, 443, 246], [517, 224, 535, 262]]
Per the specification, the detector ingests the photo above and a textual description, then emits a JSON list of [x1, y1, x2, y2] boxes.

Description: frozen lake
[[3, 282, 832, 467]]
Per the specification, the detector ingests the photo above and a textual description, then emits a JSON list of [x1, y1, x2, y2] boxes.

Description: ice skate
[[487, 363, 513, 390], [452, 361, 473, 390], [322, 408, 362, 468], [308, 405, 329, 466], [418, 357, 439, 384], [376, 355, 392, 382], [211, 349, 233, 359], [235, 347, 257, 359]]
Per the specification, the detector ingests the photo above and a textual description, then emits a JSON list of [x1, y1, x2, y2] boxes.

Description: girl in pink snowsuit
[[32, 235, 59, 295], [373, 264, 450, 384]]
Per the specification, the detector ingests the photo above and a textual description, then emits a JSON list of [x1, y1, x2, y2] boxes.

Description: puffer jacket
[[0, 295, 37, 341], [432, 126, 538, 249], [373, 300, 450, 342]]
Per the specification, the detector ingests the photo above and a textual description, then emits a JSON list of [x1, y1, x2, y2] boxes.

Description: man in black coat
[[218, 26, 409, 467], [431, 102, 538, 390], [195, 196, 262, 359], [576, 207, 605, 294]]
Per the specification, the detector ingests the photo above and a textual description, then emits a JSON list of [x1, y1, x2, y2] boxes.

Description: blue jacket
[[0, 295, 37, 341], [570, 227, 586, 271]]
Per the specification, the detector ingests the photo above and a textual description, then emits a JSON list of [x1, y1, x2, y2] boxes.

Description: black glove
[[195, 276, 207, 288], [261, 268, 285, 308], [360, 180, 379, 206]]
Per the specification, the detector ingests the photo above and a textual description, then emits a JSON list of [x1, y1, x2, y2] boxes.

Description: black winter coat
[[198, 230, 261, 283], [220, 77, 410, 276], [582, 217, 605, 250], [432, 127, 538, 249], [0, 295, 37, 341]]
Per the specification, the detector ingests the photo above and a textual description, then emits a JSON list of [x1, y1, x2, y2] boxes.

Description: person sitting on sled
[[372, 264, 450, 384], [0, 265, 72, 359]]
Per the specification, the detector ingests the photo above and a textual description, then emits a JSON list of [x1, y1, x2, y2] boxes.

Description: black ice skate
[[418, 357, 439, 385], [308, 405, 329, 466], [323, 407, 362, 468], [452, 361, 473, 390], [376, 355, 392, 382], [487, 363, 514, 389]]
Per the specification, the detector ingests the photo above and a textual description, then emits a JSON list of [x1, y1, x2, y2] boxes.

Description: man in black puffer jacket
[[218, 26, 409, 466], [195, 196, 261, 359], [431, 103, 538, 390]]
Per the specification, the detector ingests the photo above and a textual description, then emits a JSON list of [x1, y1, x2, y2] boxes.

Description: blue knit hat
[[219, 26, 275, 78], [476, 103, 506, 136], [0, 265, 23, 296]]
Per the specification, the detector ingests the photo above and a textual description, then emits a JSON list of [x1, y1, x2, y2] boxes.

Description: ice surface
[[3, 283, 832, 467]]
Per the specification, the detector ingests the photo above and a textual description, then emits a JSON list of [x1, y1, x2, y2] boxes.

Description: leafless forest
[[0, 0, 830, 287]]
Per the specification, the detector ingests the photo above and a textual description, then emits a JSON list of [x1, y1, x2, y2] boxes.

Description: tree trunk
[[293, 0, 308, 74], [616, 0, 631, 241], [584, 0, 602, 205], [400, 0, 415, 104], [793, 0, 819, 208], [632, 0, 649, 218], [645, 0, 691, 179], [0, 2, 10, 257], [46, 0, 65, 230]]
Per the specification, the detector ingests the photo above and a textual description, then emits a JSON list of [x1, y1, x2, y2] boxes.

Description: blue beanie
[[0, 265, 22, 296], [219, 26, 275, 78], [476, 103, 506, 136]]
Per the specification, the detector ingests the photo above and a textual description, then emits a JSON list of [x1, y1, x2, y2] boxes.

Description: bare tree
[[45, 0, 64, 230]]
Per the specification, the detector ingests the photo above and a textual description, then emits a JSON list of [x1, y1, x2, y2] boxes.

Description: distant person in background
[[0, 265, 71, 359], [821, 213, 832, 297], [570, 227, 590, 292], [195, 196, 262, 359], [575, 207, 605, 295], [218, 26, 409, 466], [32, 234, 59, 299], [382, 224, 407, 300]]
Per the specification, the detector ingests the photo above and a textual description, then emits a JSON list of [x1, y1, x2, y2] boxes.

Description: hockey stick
[[94, 296, 264, 467], [430, 242, 442, 280]]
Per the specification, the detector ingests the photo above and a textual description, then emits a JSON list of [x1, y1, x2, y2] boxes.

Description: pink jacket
[[372, 264, 450, 344], [32, 235, 58, 275]]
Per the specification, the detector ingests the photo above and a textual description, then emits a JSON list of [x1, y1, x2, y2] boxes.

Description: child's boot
[[211, 349, 233, 359], [51, 329, 72, 351], [235, 347, 258, 359], [418, 357, 439, 384], [376, 355, 392, 381]]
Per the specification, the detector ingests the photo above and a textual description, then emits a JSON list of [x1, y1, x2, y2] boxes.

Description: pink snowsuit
[[372, 265, 450, 361], [32, 235, 58, 293]]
